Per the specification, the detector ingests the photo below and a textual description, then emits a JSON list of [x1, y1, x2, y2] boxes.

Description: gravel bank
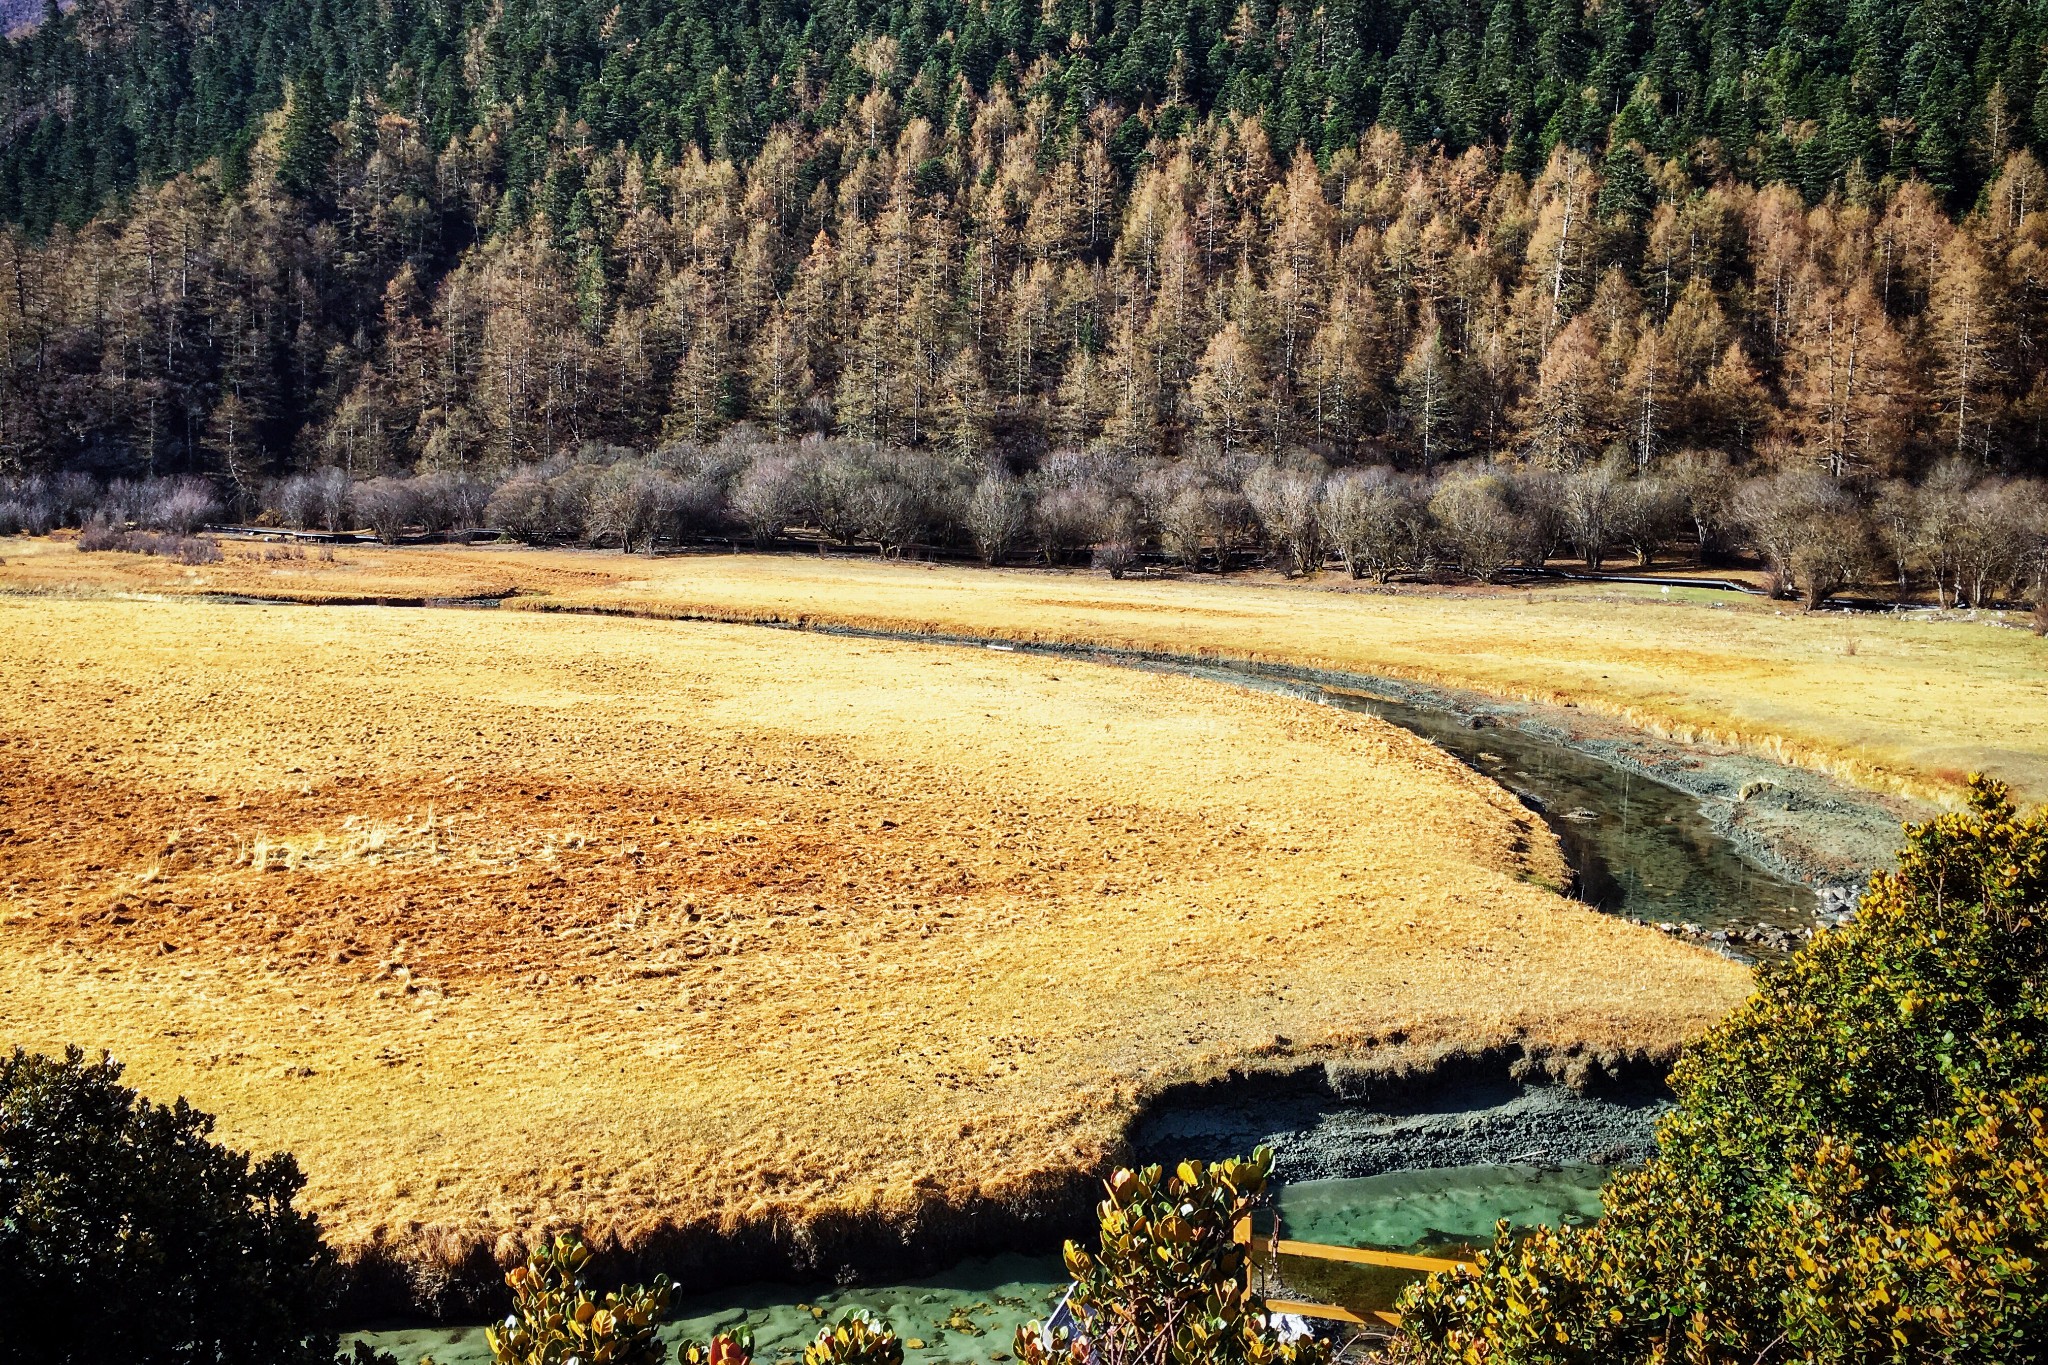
[[1131, 1065, 1670, 1182]]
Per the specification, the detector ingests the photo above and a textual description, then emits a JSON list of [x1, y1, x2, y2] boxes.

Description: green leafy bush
[[0, 1045, 340, 1365], [485, 1234, 672, 1365], [1396, 777, 2048, 1364], [802, 1311, 903, 1365], [1016, 1148, 1331, 1365]]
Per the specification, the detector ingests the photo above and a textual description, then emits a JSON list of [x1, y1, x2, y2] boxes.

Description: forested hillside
[[5, 0, 2048, 500]]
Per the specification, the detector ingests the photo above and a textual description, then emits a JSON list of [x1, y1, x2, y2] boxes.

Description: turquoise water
[[348, 1253, 1067, 1365], [348, 1165, 1608, 1362], [1260, 1165, 1609, 1319], [1273, 1163, 1609, 1253]]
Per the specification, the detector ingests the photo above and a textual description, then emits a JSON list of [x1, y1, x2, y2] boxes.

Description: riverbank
[[7, 538, 2039, 805], [1134, 1060, 1671, 1182]]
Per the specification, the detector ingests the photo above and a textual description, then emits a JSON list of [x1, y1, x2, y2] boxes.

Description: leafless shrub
[[1613, 475, 1683, 567], [1952, 479, 2041, 609], [1033, 481, 1115, 564], [1430, 467, 1535, 583], [484, 470, 553, 542], [1089, 499, 1143, 578], [353, 477, 420, 543], [1559, 464, 1624, 571], [1663, 449, 1737, 563], [584, 458, 728, 552], [147, 480, 223, 535], [77, 526, 222, 563], [411, 471, 497, 531], [730, 451, 805, 545], [1024, 448, 1136, 566], [1245, 458, 1327, 575], [0, 484, 52, 535], [1870, 479, 1922, 600], [487, 462, 594, 543], [1789, 516, 1877, 610], [966, 471, 1032, 565], [1734, 469, 1868, 605], [1135, 450, 1257, 572], [1156, 485, 1222, 569], [1319, 466, 1427, 582], [272, 469, 353, 533], [1503, 465, 1567, 568], [90, 477, 221, 535], [50, 471, 98, 523], [798, 441, 874, 546], [75, 522, 120, 552], [0, 471, 98, 533]]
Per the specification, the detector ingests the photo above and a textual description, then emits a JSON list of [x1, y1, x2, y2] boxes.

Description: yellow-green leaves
[[1393, 783, 2048, 1365], [801, 1310, 903, 1365], [486, 1233, 672, 1365], [1014, 1146, 1328, 1365]]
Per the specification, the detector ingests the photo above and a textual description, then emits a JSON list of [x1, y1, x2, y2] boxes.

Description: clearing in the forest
[[0, 594, 1742, 1279], [7, 538, 2041, 801]]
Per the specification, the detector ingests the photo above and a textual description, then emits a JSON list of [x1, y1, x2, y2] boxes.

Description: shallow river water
[[1141, 656, 1817, 937], [348, 1165, 1609, 1363]]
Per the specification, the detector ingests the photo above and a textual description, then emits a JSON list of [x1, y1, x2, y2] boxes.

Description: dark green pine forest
[[7, 0, 2044, 232]]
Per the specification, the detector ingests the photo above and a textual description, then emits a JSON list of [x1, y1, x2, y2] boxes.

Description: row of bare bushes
[[8, 438, 2047, 612]]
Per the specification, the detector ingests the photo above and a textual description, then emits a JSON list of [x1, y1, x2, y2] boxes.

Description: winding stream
[[1169, 658, 1819, 937], [190, 592, 1839, 1349], [347, 1166, 1611, 1363]]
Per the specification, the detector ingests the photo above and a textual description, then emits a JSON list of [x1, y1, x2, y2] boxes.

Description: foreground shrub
[[0, 1046, 340, 1365], [486, 1233, 672, 1365], [676, 1326, 754, 1365], [1017, 1148, 1330, 1365], [803, 1312, 903, 1365], [1396, 777, 2048, 1364]]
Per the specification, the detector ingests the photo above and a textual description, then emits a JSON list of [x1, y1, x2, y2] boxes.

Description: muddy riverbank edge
[[338, 1042, 1677, 1323]]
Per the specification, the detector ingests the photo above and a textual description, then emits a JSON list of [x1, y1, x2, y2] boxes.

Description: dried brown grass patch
[[0, 595, 1741, 1295], [9, 539, 2032, 801]]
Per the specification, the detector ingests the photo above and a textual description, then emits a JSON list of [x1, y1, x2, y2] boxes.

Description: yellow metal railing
[[1234, 1216, 1470, 1328]]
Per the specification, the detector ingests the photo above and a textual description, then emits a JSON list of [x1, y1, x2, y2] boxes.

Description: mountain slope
[[5, 0, 2047, 232]]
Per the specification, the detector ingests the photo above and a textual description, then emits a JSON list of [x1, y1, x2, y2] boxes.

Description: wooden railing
[[1234, 1216, 1470, 1329]]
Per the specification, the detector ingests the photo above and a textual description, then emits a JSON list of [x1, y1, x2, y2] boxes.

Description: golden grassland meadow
[[8, 536, 2047, 801], [0, 588, 1747, 1289]]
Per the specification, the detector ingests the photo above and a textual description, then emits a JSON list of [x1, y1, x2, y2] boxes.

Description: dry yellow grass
[[6, 536, 2040, 802], [0, 594, 1743, 1287]]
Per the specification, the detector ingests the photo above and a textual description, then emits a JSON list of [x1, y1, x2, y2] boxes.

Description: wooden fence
[[1233, 1215, 1470, 1329]]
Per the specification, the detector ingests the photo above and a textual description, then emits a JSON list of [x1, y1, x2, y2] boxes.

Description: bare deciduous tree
[[352, 476, 419, 543], [1245, 460, 1327, 575], [1319, 466, 1427, 582], [1430, 469, 1532, 583], [1560, 464, 1623, 571], [1735, 469, 1871, 607], [966, 471, 1031, 565], [1663, 449, 1737, 563]]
